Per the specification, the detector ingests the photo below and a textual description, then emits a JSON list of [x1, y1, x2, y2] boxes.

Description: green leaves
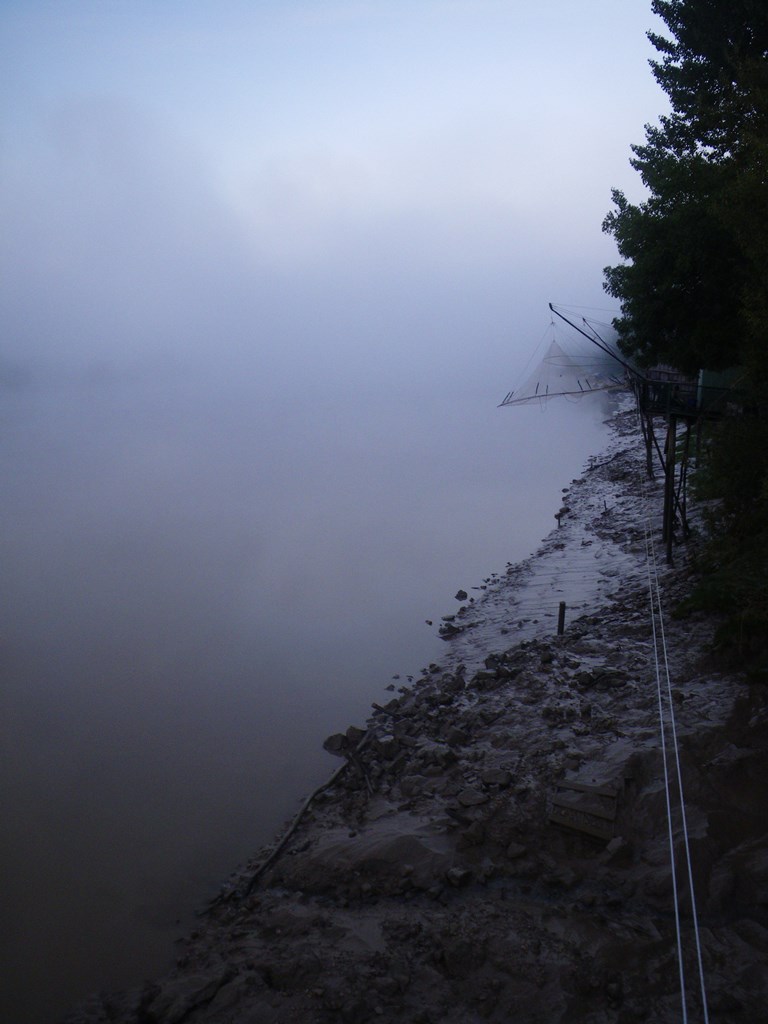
[[602, 0, 768, 377], [610, 2, 768, 676], [649, 0, 768, 158]]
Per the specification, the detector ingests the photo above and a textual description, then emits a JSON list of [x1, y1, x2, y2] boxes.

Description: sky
[[0, 3, 671, 1020], [1, 0, 666, 387]]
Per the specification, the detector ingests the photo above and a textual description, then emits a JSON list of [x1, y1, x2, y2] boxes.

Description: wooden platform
[[548, 779, 618, 841]]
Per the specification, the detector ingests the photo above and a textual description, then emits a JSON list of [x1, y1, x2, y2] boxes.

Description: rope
[[646, 516, 710, 1023], [643, 510, 688, 1021], [641, 479, 710, 1023]]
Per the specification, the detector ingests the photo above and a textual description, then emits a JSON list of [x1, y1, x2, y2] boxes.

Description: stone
[[601, 836, 632, 866], [439, 622, 461, 638], [470, 671, 503, 692], [375, 735, 400, 759], [323, 733, 348, 756], [445, 867, 472, 887], [455, 589, 468, 601], [393, 732, 420, 749], [457, 788, 488, 807], [418, 741, 457, 768], [446, 727, 469, 747], [146, 968, 238, 1024], [481, 768, 512, 788], [457, 821, 486, 848], [441, 674, 465, 694], [575, 670, 596, 687]]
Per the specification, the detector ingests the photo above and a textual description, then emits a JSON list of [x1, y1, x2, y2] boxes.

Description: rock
[[145, 968, 238, 1024], [393, 731, 420, 749], [375, 735, 400, 759], [457, 788, 488, 807], [605, 975, 624, 1003], [439, 622, 461, 638], [481, 768, 512, 788], [445, 727, 469, 747], [544, 865, 580, 888], [601, 836, 632, 866], [346, 725, 366, 746], [445, 867, 472, 887], [597, 670, 629, 688], [399, 774, 427, 797], [323, 733, 349, 756], [455, 589, 468, 601], [441, 674, 465, 694], [418, 741, 457, 768], [457, 820, 486, 848], [733, 918, 768, 951], [470, 670, 503, 692], [574, 670, 596, 687]]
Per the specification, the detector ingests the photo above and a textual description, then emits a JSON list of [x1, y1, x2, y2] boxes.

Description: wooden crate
[[548, 779, 618, 841]]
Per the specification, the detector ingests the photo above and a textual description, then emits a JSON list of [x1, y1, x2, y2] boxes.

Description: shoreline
[[65, 404, 768, 1023]]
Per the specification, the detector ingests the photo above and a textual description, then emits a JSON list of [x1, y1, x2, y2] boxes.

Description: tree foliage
[[604, 2, 768, 675], [602, 0, 768, 375]]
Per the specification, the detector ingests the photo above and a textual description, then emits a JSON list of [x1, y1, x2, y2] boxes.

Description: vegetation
[[602, 0, 768, 677]]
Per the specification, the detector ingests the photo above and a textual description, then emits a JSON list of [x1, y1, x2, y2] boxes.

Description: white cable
[[643, 505, 689, 1023], [646, 526, 711, 1023]]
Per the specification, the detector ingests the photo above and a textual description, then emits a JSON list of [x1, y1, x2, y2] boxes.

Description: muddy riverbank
[[65, 406, 768, 1023]]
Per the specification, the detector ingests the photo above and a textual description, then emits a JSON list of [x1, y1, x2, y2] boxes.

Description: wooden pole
[[664, 414, 677, 564], [677, 423, 692, 537], [638, 408, 654, 479], [648, 415, 662, 476], [695, 414, 703, 465], [557, 601, 566, 635]]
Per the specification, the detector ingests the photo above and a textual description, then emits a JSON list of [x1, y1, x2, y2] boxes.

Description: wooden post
[[557, 601, 566, 635], [638, 410, 654, 479], [695, 414, 703, 466], [647, 415, 658, 478], [677, 423, 692, 537], [663, 414, 677, 564]]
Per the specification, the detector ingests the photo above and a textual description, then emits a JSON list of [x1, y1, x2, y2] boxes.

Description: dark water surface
[[1, 371, 609, 1022]]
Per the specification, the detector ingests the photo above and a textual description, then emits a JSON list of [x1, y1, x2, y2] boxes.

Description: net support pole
[[663, 414, 678, 565]]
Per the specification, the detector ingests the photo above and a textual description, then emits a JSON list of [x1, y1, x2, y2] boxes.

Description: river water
[[0, 369, 611, 1022]]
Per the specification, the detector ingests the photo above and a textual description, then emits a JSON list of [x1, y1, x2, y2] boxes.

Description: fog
[[2, 355, 612, 1021], [0, 2, 664, 1019]]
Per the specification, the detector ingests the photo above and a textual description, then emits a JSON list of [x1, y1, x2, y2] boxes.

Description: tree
[[648, 0, 768, 158], [605, 2, 768, 677], [602, 0, 768, 375]]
